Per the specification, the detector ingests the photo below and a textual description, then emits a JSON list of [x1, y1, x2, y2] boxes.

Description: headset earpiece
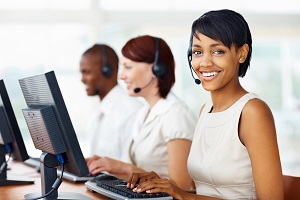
[[188, 46, 192, 57], [187, 47, 192, 64], [100, 45, 113, 78], [187, 46, 201, 85], [152, 37, 166, 79]]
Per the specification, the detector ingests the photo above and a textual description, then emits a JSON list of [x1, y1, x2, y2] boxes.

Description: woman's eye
[[213, 50, 224, 55], [192, 50, 202, 55]]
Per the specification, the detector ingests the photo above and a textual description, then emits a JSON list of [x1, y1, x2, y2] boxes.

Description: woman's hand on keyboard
[[127, 171, 197, 200], [85, 155, 100, 166], [131, 176, 187, 200], [127, 171, 160, 189], [87, 156, 126, 175]]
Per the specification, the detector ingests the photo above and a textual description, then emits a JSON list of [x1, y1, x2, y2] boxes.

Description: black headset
[[187, 46, 201, 84], [152, 37, 166, 79], [100, 45, 113, 78]]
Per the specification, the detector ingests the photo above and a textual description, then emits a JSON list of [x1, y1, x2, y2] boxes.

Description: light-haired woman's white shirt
[[129, 92, 197, 178]]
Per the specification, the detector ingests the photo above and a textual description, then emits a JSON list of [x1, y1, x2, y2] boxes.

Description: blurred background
[[0, 0, 299, 176]]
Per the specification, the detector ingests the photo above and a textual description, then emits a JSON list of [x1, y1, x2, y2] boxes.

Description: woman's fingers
[[127, 172, 141, 188], [140, 171, 159, 183], [135, 178, 173, 194], [88, 158, 105, 174], [86, 155, 101, 166], [127, 171, 161, 189]]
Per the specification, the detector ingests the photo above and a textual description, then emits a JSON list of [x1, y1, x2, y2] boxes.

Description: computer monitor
[[19, 71, 92, 200], [0, 79, 34, 186]]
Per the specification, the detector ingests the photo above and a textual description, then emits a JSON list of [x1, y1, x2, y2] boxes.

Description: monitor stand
[[24, 152, 92, 200], [0, 153, 34, 186]]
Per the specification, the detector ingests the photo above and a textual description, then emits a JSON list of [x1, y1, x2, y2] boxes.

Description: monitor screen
[[0, 79, 33, 185], [18, 71, 89, 177]]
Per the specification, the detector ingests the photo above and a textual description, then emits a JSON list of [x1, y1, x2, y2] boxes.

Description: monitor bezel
[[18, 71, 89, 177]]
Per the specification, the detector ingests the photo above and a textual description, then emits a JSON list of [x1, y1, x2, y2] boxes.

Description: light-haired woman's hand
[[85, 155, 101, 166], [87, 156, 127, 175]]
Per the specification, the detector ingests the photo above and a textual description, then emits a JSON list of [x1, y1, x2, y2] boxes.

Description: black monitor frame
[[0, 79, 34, 186], [19, 71, 91, 200]]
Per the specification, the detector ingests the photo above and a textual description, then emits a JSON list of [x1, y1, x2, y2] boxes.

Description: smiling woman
[[190, 32, 249, 92], [126, 10, 284, 200]]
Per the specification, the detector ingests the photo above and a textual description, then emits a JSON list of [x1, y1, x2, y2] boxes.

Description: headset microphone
[[133, 77, 156, 93], [94, 88, 100, 95], [190, 68, 201, 85], [187, 47, 201, 85], [133, 88, 141, 93]]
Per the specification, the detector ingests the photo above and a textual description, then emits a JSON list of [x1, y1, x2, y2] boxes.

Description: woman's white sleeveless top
[[187, 93, 258, 199]]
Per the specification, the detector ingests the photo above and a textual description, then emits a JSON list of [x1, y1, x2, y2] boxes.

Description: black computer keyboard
[[85, 174, 173, 200]]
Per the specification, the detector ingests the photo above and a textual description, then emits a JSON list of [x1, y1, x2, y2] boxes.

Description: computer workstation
[[20, 71, 174, 200], [18, 71, 93, 199], [1, 71, 173, 199]]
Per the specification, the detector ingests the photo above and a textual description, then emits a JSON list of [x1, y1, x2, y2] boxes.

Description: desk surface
[[1, 160, 110, 200]]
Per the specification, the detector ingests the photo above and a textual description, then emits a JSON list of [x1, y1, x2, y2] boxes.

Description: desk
[[0, 160, 110, 200]]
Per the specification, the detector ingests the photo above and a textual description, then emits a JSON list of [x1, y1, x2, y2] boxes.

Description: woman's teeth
[[202, 72, 218, 77]]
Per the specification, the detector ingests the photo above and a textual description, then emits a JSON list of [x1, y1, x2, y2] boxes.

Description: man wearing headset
[[80, 44, 142, 163]]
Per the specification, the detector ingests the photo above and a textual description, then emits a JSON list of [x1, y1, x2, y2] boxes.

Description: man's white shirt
[[87, 85, 142, 162]]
